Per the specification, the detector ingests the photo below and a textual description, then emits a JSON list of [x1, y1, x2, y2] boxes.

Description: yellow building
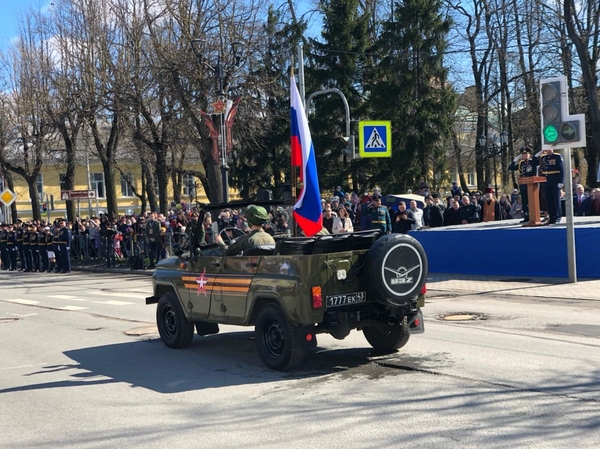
[[3, 159, 208, 221]]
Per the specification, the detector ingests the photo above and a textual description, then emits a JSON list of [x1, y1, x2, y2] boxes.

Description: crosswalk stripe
[[48, 295, 79, 300], [60, 306, 89, 311], [6, 299, 40, 305], [94, 300, 135, 306], [87, 291, 147, 299]]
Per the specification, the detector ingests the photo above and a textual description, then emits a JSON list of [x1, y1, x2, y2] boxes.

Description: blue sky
[[0, 0, 49, 48]]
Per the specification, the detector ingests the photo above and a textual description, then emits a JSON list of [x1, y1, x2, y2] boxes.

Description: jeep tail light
[[421, 284, 427, 295], [311, 286, 323, 309]]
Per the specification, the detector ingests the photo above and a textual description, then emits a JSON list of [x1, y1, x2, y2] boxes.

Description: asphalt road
[[1, 271, 599, 448]]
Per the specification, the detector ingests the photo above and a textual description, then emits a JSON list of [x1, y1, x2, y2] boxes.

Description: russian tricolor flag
[[290, 77, 322, 236]]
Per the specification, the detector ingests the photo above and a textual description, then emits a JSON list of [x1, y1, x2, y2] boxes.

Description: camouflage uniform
[[224, 228, 275, 256]]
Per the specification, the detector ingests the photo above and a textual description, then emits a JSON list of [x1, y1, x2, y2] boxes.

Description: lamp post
[[191, 39, 244, 203], [479, 134, 501, 194]]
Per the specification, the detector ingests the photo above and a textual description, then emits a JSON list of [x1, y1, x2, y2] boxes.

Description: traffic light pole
[[563, 148, 577, 283]]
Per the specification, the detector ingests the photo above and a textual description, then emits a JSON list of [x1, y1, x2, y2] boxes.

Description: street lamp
[[191, 39, 245, 203], [479, 134, 501, 195]]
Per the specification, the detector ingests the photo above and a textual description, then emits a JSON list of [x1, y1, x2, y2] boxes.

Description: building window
[[467, 172, 476, 187], [91, 172, 105, 198], [120, 173, 134, 197], [35, 174, 44, 200], [183, 174, 196, 196]]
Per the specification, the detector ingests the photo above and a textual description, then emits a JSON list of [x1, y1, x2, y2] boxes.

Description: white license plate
[[326, 291, 367, 308]]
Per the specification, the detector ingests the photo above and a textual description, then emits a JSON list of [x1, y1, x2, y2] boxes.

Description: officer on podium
[[539, 148, 564, 225], [509, 146, 537, 223]]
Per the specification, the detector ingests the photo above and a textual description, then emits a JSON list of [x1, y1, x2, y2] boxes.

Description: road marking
[[60, 306, 89, 311], [6, 299, 40, 305], [95, 300, 135, 306], [6, 313, 38, 317], [90, 291, 147, 299], [48, 295, 79, 300]]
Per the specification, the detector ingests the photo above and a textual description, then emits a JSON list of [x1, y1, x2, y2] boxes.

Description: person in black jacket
[[423, 195, 444, 228], [443, 200, 462, 226], [458, 195, 479, 224], [393, 201, 415, 234]]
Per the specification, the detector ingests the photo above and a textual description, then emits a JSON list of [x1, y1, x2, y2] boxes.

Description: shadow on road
[[0, 331, 449, 395]]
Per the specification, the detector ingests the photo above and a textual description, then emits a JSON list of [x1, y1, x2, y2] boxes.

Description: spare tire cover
[[365, 234, 428, 305]]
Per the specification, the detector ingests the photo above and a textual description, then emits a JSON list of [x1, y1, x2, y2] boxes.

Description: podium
[[518, 176, 546, 227]]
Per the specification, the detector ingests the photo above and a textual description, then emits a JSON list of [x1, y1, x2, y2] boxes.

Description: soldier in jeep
[[214, 205, 275, 256]]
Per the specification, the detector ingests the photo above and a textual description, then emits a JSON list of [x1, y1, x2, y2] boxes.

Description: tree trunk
[[155, 151, 169, 215], [101, 159, 118, 219], [28, 179, 41, 222]]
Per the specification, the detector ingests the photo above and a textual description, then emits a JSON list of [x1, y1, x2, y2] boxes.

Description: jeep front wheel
[[363, 317, 410, 352], [156, 292, 195, 348], [255, 305, 305, 371]]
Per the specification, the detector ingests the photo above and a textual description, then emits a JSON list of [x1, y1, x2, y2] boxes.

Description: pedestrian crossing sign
[[359, 121, 391, 158]]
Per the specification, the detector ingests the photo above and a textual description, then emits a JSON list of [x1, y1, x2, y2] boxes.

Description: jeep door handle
[[210, 262, 221, 267], [246, 262, 258, 268]]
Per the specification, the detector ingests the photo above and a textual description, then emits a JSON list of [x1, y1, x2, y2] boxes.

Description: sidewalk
[[427, 273, 600, 301]]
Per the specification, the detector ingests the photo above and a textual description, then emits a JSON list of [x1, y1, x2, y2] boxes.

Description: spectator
[[590, 188, 600, 216], [393, 201, 415, 234], [423, 195, 444, 228], [450, 181, 462, 198], [409, 200, 423, 230], [333, 185, 345, 200], [332, 205, 354, 234], [443, 200, 461, 226], [510, 195, 525, 220], [432, 193, 446, 212], [458, 195, 479, 224], [322, 207, 335, 234], [573, 184, 591, 216], [499, 193, 512, 219], [481, 188, 505, 221]]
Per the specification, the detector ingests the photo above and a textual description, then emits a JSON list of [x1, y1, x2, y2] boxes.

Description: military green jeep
[[146, 203, 428, 371]]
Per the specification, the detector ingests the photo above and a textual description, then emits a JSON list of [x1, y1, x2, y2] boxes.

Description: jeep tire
[[255, 304, 305, 371], [363, 317, 410, 352], [156, 292, 195, 348], [365, 234, 427, 306]]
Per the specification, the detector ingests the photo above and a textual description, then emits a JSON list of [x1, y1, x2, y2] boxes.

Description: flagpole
[[290, 56, 298, 237]]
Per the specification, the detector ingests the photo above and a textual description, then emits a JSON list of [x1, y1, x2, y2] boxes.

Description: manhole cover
[[0, 317, 20, 323], [124, 326, 157, 336], [436, 312, 488, 322]]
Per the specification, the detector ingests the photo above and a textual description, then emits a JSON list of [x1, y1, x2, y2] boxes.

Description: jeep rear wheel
[[156, 292, 195, 348], [365, 234, 428, 306], [255, 305, 305, 371], [363, 317, 410, 352]]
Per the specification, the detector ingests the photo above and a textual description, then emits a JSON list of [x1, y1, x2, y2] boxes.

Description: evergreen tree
[[365, 0, 456, 193], [306, 0, 370, 193]]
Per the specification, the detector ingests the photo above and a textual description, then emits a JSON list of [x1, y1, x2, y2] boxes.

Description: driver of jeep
[[214, 205, 275, 256]]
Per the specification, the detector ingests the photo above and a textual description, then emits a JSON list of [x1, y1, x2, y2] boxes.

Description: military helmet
[[245, 205, 269, 226]]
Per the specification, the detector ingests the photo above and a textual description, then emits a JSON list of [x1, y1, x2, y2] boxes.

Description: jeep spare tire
[[365, 234, 428, 305]]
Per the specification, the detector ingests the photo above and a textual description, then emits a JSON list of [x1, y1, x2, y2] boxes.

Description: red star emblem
[[195, 268, 209, 296], [211, 98, 227, 114]]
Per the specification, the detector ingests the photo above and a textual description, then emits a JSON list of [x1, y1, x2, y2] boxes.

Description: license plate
[[326, 291, 367, 308]]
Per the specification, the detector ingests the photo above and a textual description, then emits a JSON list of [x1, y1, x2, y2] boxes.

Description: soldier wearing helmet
[[215, 205, 275, 256]]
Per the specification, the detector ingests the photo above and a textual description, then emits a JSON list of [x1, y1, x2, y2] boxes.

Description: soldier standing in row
[[6, 224, 17, 270], [15, 220, 26, 271], [53, 222, 62, 273], [509, 146, 537, 223], [539, 148, 564, 225], [58, 219, 72, 273], [0, 223, 8, 270], [145, 212, 161, 269], [30, 224, 39, 272], [22, 224, 32, 272]]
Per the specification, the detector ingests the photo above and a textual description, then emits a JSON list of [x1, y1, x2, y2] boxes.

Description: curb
[[71, 265, 155, 276]]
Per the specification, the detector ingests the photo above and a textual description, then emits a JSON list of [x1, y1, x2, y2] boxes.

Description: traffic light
[[341, 135, 355, 161], [540, 77, 583, 148]]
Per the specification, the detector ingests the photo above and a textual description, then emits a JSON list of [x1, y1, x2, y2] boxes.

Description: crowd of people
[[3, 166, 600, 271]]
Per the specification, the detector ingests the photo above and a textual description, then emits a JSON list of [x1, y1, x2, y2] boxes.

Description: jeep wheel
[[365, 234, 428, 306], [363, 317, 410, 352], [156, 292, 195, 348], [255, 305, 305, 371]]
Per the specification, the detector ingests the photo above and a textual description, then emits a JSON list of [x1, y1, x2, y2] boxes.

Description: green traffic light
[[544, 125, 558, 143]]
